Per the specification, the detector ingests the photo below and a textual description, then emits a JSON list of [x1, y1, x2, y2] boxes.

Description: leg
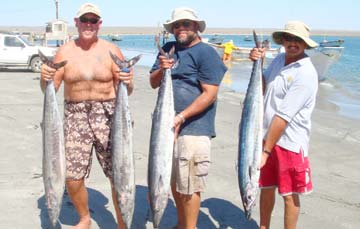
[[181, 192, 201, 229], [66, 179, 91, 229], [259, 188, 276, 229], [172, 184, 185, 228], [283, 194, 300, 229], [110, 180, 126, 229], [172, 136, 210, 229]]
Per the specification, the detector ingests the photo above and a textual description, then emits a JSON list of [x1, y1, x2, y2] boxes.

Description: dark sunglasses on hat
[[282, 33, 303, 43], [79, 16, 100, 24]]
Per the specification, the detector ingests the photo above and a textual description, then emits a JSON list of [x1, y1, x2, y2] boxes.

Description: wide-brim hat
[[272, 21, 318, 49], [76, 2, 101, 18], [163, 7, 206, 34]]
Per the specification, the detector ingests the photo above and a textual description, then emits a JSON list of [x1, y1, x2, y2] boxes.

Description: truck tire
[[30, 56, 42, 73]]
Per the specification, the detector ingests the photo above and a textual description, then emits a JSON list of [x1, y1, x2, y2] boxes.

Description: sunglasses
[[282, 33, 303, 43], [173, 20, 192, 29], [79, 16, 100, 24]]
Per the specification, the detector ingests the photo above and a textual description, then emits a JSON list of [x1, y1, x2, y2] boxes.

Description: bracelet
[[177, 113, 186, 124], [263, 150, 271, 156]]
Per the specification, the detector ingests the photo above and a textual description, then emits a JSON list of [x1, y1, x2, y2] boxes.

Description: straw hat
[[76, 3, 101, 18], [163, 7, 206, 34], [272, 21, 318, 49]]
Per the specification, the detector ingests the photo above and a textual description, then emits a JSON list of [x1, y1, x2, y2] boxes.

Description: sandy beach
[[0, 65, 359, 229]]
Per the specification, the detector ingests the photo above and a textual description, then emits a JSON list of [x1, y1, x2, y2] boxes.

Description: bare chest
[[63, 50, 114, 84]]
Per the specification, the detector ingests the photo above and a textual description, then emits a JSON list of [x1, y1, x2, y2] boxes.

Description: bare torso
[[53, 38, 121, 102]]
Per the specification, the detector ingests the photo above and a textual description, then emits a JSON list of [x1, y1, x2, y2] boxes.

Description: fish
[[237, 31, 264, 220], [39, 50, 67, 70], [40, 50, 67, 228], [109, 52, 141, 229], [148, 44, 175, 228]]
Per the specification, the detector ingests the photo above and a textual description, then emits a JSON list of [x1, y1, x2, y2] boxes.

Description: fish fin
[[53, 60, 67, 70]]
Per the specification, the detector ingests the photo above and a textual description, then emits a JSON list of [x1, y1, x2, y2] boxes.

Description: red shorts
[[259, 145, 312, 196]]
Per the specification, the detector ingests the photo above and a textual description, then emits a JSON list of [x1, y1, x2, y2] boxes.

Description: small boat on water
[[205, 40, 344, 81], [307, 46, 344, 81], [207, 34, 224, 45], [244, 36, 252, 42], [108, 34, 122, 42], [319, 39, 344, 47]]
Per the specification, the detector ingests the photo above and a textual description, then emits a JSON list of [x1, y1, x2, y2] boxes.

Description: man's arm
[[260, 115, 288, 168], [110, 47, 134, 95], [149, 55, 174, 89], [40, 48, 65, 93]]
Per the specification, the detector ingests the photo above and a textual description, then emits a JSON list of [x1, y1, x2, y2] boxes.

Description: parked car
[[0, 32, 57, 72]]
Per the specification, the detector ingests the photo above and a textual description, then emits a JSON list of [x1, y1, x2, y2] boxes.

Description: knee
[[283, 194, 300, 207]]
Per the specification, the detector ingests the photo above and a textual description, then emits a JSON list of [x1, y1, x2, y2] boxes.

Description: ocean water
[[106, 34, 360, 120]]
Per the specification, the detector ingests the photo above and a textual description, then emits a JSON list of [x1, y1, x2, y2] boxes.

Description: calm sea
[[107, 34, 360, 120]]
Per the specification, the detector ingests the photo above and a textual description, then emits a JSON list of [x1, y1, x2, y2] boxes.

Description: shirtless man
[[40, 3, 133, 229]]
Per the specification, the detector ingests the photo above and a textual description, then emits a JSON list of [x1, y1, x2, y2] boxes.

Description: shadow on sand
[[38, 186, 258, 228], [201, 198, 259, 229], [38, 187, 117, 228], [37, 185, 175, 228]]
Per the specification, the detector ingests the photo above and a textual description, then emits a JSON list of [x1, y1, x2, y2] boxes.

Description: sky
[[0, 0, 359, 31]]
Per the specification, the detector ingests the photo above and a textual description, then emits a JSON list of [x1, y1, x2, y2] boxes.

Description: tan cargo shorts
[[171, 135, 211, 195]]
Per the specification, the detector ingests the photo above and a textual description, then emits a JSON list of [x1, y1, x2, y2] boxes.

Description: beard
[[175, 32, 197, 46]]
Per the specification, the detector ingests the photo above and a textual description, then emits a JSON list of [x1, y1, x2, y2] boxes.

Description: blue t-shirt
[[150, 41, 227, 137]]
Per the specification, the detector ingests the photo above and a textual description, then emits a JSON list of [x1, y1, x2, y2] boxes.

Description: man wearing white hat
[[250, 21, 318, 229], [150, 7, 227, 229], [40, 2, 133, 228]]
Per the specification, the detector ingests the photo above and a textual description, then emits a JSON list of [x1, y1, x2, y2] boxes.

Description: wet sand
[[0, 66, 359, 228]]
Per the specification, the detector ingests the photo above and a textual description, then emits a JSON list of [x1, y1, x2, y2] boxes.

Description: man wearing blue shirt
[[150, 7, 227, 229]]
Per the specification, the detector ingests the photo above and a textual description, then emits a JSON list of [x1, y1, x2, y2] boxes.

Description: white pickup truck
[[0, 32, 57, 72]]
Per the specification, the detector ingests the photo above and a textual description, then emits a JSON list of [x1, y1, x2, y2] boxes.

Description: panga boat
[[319, 39, 344, 47], [306, 46, 344, 81], [204, 40, 344, 82], [108, 34, 122, 42], [207, 34, 224, 45]]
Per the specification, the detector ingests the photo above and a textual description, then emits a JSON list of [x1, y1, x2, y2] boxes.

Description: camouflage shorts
[[171, 135, 211, 195], [64, 99, 115, 180]]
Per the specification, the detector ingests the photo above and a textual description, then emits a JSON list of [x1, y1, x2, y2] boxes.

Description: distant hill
[[1, 26, 359, 36]]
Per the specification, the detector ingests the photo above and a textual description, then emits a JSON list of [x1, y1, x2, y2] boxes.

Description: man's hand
[[249, 47, 266, 61], [40, 64, 56, 82], [159, 55, 174, 70]]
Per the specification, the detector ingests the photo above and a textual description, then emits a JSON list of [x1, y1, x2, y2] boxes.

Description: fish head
[[242, 182, 258, 219]]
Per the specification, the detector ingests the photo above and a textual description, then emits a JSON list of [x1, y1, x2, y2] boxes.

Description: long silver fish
[[148, 45, 175, 228], [237, 31, 264, 219], [110, 52, 141, 229], [40, 50, 67, 228]]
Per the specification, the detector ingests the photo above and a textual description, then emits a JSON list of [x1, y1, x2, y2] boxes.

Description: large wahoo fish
[[148, 45, 175, 228], [39, 50, 67, 228], [237, 31, 264, 219], [109, 52, 141, 229]]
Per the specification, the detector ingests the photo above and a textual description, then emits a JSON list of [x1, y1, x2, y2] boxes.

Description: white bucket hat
[[163, 7, 206, 34], [76, 3, 101, 18], [272, 21, 318, 49]]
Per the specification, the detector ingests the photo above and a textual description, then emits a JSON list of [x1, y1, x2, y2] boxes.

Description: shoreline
[[0, 66, 359, 228], [1, 26, 360, 36]]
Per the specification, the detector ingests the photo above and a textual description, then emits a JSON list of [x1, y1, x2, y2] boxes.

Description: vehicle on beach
[[0, 31, 57, 72]]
